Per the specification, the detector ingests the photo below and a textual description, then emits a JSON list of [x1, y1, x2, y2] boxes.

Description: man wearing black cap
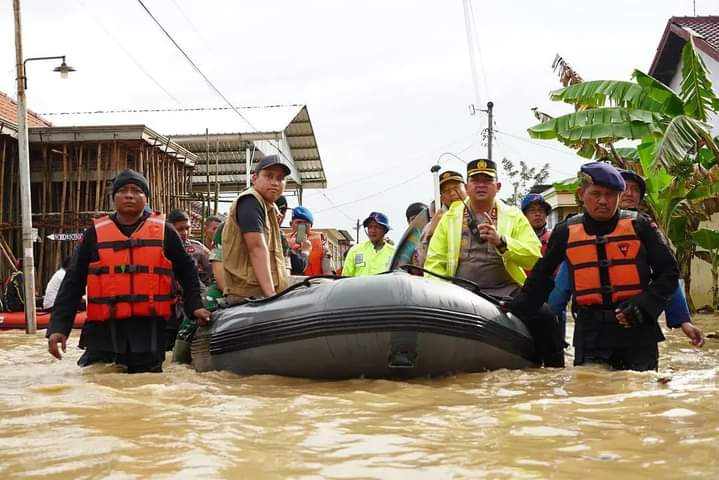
[[47, 169, 210, 373], [425, 160, 564, 367], [511, 162, 679, 371], [417, 170, 468, 266], [222, 155, 290, 300]]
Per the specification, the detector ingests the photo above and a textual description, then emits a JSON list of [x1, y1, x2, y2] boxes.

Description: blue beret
[[291, 206, 314, 225], [580, 162, 625, 192]]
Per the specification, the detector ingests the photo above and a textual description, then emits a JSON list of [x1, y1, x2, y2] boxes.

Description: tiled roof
[[673, 16, 719, 53], [649, 16, 719, 85], [0, 91, 52, 128]]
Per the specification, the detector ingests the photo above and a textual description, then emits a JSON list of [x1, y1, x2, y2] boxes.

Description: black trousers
[[518, 303, 566, 368], [575, 343, 659, 371], [77, 349, 164, 373]]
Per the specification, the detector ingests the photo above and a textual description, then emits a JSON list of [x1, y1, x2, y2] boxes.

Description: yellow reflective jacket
[[342, 240, 395, 277], [424, 198, 541, 286]]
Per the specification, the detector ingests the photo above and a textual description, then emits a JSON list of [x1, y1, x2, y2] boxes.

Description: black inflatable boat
[[191, 271, 537, 379]]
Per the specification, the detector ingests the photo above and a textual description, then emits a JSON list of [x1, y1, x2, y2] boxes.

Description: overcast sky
[[1, 0, 714, 241]]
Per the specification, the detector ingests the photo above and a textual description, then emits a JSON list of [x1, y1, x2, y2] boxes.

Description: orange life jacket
[[86, 214, 175, 321], [304, 232, 325, 276], [566, 211, 649, 307]]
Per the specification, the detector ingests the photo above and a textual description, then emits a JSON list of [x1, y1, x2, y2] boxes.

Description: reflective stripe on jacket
[[342, 240, 395, 277], [566, 211, 649, 306], [87, 214, 175, 321], [424, 198, 541, 286]]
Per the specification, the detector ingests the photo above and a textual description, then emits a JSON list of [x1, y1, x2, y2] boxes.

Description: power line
[[305, 129, 483, 197], [77, 0, 185, 107], [494, 129, 580, 177], [38, 103, 302, 116], [135, 0, 267, 140], [315, 170, 427, 215]]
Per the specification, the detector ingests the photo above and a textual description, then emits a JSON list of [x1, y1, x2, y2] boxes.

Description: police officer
[[511, 162, 679, 371], [47, 169, 210, 373], [342, 212, 395, 277]]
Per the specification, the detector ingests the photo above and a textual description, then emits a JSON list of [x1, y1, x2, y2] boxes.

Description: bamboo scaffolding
[[0, 136, 194, 292]]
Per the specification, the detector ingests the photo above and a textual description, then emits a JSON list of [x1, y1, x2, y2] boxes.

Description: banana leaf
[[528, 108, 665, 144], [650, 115, 713, 172], [680, 36, 719, 122], [692, 229, 719, 251], [549, 74, 683, 115]]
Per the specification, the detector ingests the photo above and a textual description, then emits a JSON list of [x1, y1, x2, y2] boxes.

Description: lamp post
[[13, 0, 75, 333]]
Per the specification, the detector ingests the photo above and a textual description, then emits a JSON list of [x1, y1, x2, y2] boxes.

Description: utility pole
[[486, 101, 494, 162], [13, 0, 37, 334]]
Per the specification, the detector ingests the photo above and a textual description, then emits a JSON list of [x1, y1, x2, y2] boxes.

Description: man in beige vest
[[222, 155, 290, 300]]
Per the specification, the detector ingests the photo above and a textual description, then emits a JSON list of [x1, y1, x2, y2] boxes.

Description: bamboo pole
[[8, 143, 16, 231], [94, 143, 102, 211], [0, 138, 6, 226], [76, 144, 83, 227]]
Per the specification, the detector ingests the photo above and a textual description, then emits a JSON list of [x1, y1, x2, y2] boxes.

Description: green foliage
[[552, 177, 580, 193], [680, 36, 718, 122], [651, 115, 713, 172], [500, 157, 550, 206], [549, 74, 684, 115], [528, 107, 664, 144], [692, 229, 719, 251]]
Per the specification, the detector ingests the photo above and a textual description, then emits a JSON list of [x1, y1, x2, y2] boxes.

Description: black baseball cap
[[439, 170, 465, 187], [252, 154, 291, 176], [467, 158, 498, 179]]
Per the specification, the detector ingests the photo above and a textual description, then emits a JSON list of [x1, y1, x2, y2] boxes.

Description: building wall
[[690, 212, 719, 309]]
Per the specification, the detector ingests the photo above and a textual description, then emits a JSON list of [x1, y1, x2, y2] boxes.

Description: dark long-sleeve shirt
[[47, 214, 204, 352], [512, 210, 678, 321]]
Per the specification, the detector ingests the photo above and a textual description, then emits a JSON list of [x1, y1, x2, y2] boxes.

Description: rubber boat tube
[[192, 271, 536, 379]]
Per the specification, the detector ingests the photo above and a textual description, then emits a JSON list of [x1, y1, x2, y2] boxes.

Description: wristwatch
[[497, 235, 508, 253]]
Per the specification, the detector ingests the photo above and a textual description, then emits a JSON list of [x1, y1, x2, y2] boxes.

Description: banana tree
[[528, 36, 719, 310], [692, 229, 719, 310]]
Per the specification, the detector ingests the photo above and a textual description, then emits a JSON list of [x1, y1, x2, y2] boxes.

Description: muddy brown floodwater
[[1, 315, 717, 479]]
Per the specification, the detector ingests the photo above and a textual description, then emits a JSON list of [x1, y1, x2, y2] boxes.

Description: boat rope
[[392, 264, 510, 305]]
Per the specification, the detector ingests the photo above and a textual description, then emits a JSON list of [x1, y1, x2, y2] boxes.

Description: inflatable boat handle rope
[[392, 264, 512, 306], [225, 274, 345, 307]]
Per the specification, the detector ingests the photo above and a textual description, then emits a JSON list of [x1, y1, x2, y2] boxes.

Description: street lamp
[[13, 0, 76, 334]]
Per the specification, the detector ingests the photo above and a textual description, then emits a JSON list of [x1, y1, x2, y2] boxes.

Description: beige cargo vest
[[222, 187, 288, 297]]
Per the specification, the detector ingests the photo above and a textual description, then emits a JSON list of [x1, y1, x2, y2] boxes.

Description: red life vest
[[566, 211, 649, 307], [86, 214, 175, 321], [304, 232, 325, 276]]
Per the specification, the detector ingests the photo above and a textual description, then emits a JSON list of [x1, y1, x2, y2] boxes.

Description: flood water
[[1, 315, 718, 479]]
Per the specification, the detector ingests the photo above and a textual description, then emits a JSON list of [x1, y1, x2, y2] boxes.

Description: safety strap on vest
[[88, 293, 175, 304], [88, 264, 174, 275], [96, 239, 164, 251]]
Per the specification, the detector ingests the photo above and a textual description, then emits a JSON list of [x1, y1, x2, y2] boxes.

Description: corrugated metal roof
[[170, 105, 327, 192], [26, 124, 197, 166], [44, 104, 327, 193]]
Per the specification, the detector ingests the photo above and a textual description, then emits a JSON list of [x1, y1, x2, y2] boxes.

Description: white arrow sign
[[47, 233, 83, 241]]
